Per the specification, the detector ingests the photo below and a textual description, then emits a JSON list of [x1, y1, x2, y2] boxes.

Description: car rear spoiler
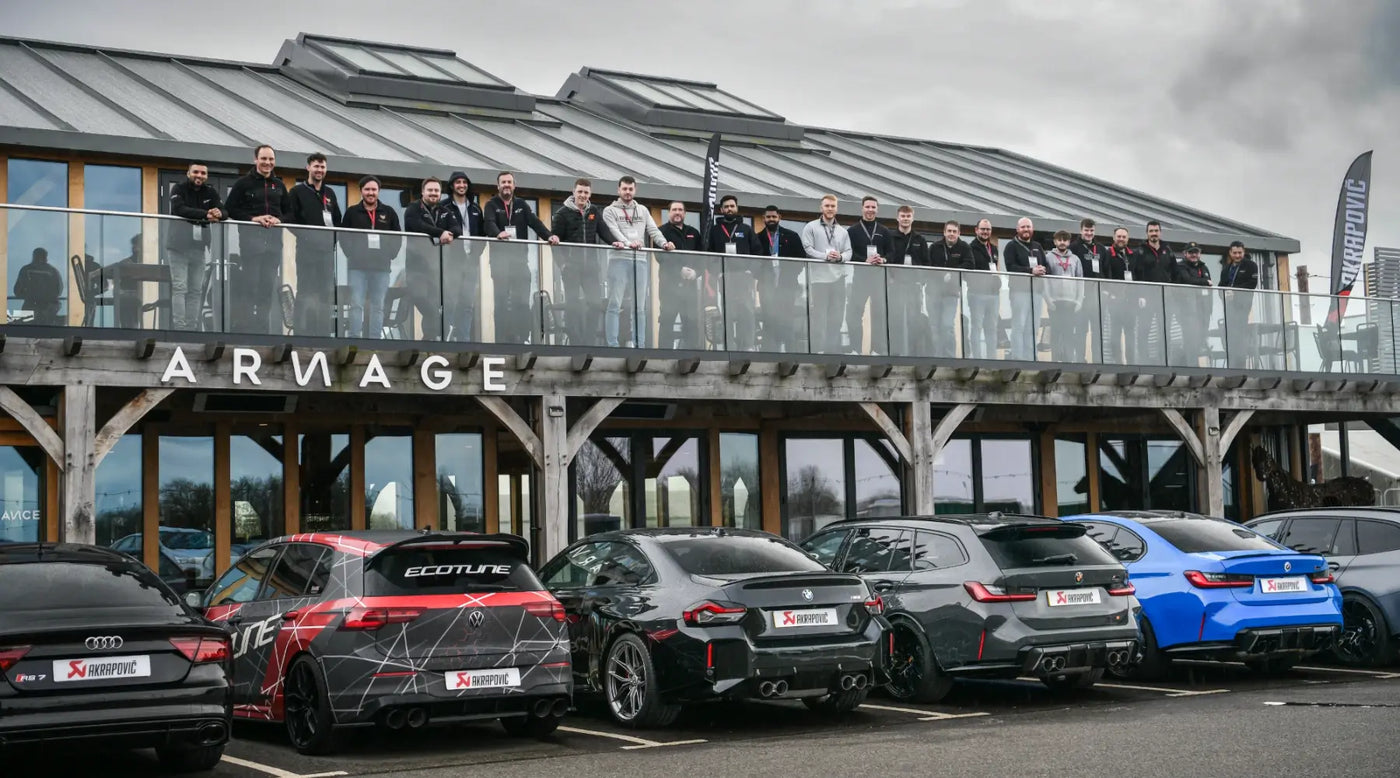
[[978, 522, 1087, 541], [369, 532, 530, 561]]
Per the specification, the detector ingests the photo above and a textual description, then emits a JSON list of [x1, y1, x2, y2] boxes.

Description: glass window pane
[[841, 528, 912, 573], [299, 432, 350, 532], [783, 438, 845, 541], [434, 433, 484, 533], [935, 439, 974, 513], [575, 437, 630, 538], [799, 529, 849, 566], [1358, 520, 1400, 555], [1098, 439, 1140, 510], [1248, 518, 1286, 541], [374, 49, 454, 80], [854, 438, 900, 518], [719, 433, 760, 530], [912, 531, 968, 570], [365, 429, 413, 530], [1146, 440, 1192, 511], [206, 545, 279, 606], [1055, 438, 1089, 516], [0, 446, 43, 543], [230, 433, 284, 563], [420, 55, 505, 86], [1280, 518, 1341, 555], [158, 435, 215, 588], [320, 42, 405, 74], [644, 436, 700, 528], [96, 435, 141, 548], [1150, 517, 1282, 553], [982, 439, 1034, 514], [7, 159, 69, 325], [262, 544, 329, 599]]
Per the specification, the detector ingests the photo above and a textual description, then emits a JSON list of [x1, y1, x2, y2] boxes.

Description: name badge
[[1088, 257, 1098, 273], [1030, 253, 1040, 266], [322, 210, 333, 227], [724, 242, 738, 255], [943, 272, 953, 283], [866, 245, 877, 260], [192, 224, 203, 241], [1123, 269, 1134, 282], [368, 233, 381, 250], [903, 254, 912, 265]]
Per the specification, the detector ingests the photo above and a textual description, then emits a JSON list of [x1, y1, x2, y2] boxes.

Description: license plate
[[771, 608, 838, 628], [445, 667, 521, 691], [1259, 577, 1308, 593], [53, 655, 151, 683], [1045, 589, 1102, 607]]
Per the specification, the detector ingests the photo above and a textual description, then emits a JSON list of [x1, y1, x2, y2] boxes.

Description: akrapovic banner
[[1329, 150, 1373, 318], [699, 132, 722, 235]]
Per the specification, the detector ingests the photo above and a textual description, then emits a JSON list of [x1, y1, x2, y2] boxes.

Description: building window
[[6, 159, 69, 325], [934, 436, 1038, 515], [782, 436, 901, 540], [364, 428, 413, 530], [83, 165, 145, 328], [230, 432, 284, 562], [1056, 437, 1090, 516], [854, 439, 901, 518], [719, 433, 760, 530], [96, 435, 141, 547], [0, 446, 44, 543], [642, 436, 701, 528], [300, 432, 350, 532], [1098, 437, 1195, 512], [435, 432, 484, 532], [934, 439, 974, 513], [570, 432, 707, 539], [158, 435, 216, 589]]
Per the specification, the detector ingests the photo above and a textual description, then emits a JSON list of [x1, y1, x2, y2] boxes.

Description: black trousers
[[490, 249, 533, 344], [844, 271, 886, 354], [559, 255, 605, 347], [657, 277, 700, 349], [230, 244, 281, 334]]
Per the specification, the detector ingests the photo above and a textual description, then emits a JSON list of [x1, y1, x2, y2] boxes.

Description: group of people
[[18, 142, 1264, 368]]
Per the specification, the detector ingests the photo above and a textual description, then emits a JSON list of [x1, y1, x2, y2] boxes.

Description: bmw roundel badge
[[1284, 561, 1292, 573], [801, 589, 814, 601]]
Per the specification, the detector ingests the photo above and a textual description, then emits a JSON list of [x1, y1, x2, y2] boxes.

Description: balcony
[[1, 203, 1394, 378]]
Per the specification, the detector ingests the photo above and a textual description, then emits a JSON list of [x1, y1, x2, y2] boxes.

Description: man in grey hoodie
[[602, 176, 673, 347], [801, 195, 852, 353], [1043, 230, 1086, 362]]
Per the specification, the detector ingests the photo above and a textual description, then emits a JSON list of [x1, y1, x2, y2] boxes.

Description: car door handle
[[282, 609, 302, 621], [872, 582, 896, 593], [1328, 562, 1341, 571]]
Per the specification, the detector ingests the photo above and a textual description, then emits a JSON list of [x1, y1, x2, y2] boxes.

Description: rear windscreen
[[364, 546, 542, 596], [0, 561, 184, 622], [662, 536, 828, 576], [1148, 519, 1282, 553], [981, 531, 1120, 570]]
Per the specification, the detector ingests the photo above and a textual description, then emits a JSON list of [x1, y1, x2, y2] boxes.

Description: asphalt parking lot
[[12, 660, 1398, 777]]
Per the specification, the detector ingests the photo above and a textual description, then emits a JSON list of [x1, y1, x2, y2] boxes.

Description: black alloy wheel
[[284, 655, 340, 755], [884, 623, 953, 704], [1335, 596, 1394, 667]]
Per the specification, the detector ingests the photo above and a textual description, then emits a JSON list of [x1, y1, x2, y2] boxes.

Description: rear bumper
[[1165, 623, 1340, 659], [327, 662, 572, 725], [1018, 640, 1138, 675], [0, 684, 230, 748]]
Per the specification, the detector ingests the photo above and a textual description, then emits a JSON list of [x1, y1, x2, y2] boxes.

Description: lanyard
[[769, 231, 779, 255], [1054, 251, 1073, 272], [720, 223, 732, 239], [365, 206, 376, 227], [979, 240, 994, 267], [860, 220, 878, 243], [822, 219, 836, 245], [1226, 264, 1240, 285], [621, 204, 635, 225]]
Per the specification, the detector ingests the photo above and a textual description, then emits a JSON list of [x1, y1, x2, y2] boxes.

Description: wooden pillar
[[213, 421, 231, 575], [539, 394, 570, 560], [350, 426, 366, 530], [44, 458, 59, 543], [141, 427, 159, 569], [59, 385, 97, 544], [1198, 406, 1225, 518], [0, 152, 8, 306], [1085, 432, 1101, 511], [413, 429, 435, 531], [759, 424, 782, 536], [907, 401, 935, 516], [1038, 430, 1058, 517]]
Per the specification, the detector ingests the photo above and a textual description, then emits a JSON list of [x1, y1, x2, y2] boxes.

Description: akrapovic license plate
[[1259, 577, 1308, 594], [446, 667, 521, 690], [53, 655, 152, 683], [771, 608, 839, 628], [1045, 589, 1102, 607]]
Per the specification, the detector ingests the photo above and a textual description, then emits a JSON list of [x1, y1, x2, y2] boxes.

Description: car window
[[1332, 520, 1358, 556], [0, 560, 184, 623], [365, 545, 541, 595], [1079, 522, 1119, 547], [590, 542, 655, 586], [799, 530, 849, 567], [980, 527, 1120, 569], [1279, 518, 1341, 555], [112, 536, 138, 552], [261, 544, 331, 599], [1248, 519, 1286, 541], [206, 546, 280, 606], [662, 536, 826, 576], [1149, 518, 1282, 553], [841, 528, 913, 574], [911, 531, 968, 570], [1112, 527, 1147, 562], [1357, 520, 1400, 555], [541, 542, 607, 589]]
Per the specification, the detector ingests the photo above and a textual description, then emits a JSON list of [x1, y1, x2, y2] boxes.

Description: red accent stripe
[[542, 662, 570, 669], [977, 629, 986, 661], [373, 671, 417, 678], [706, 642, 713, 670], [1198, 612, 1208, 641]]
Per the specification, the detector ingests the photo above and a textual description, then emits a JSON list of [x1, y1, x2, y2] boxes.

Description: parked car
[[1245, 507, 1400, 666], [0, 543, 232, 772], [111, 527, 216, 580], [538, 527, 889, 728], [800, 514, 1138, 701], [1064, 511, 1342, 677], [195, 531, 570, 754]]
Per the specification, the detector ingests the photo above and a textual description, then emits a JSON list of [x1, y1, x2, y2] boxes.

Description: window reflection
[[365, 429, 413, 530], [230, 433, 284, 562], [96, 435, 141, 547], [934, 439, 974, 513], [574, 437, 630, 537], [1098, 439, 1137, 510], [783, 438, 844, 540], [643, 436, 700, 528], [83, 165, 143, 326], [0, 446, 43, 543], [300, 432, 350, 532], [1147, 440, 1191, 512], [1056, 438, 1089, 516], [982, 439, 1034, 514], [7, 159, 69, 325], [720, 433, 760, 530], [157, 435, 216, 588], [854, 439, 900, 518], [435, 433, 484, 532]]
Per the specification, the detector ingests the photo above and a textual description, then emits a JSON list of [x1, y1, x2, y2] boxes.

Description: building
[[2, 32, 1399, 582], [1366, 248, 1400, 299]]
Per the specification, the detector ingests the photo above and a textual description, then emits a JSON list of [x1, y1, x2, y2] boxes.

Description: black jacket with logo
[[340, 202, 402, 272], [706, 215, 757, 256], [1218, 259, 1260, 290], [752, 225, 806, 286], [552, 199, 615, 246], [1174, 258, 1213, 287], [283, 181, 342, 229], [1003, 238, 1046, 274], [967, 238, 1001, 295], [660, 222, 705, 287], [846, 219, 891, 264], [225, 171, 288, 255], [926, 237, 972, 296], [483, 196, 552, 241], [1103, 245, 1133, 282], [1133, 242, 1176, 284], [890, 231, 931, 268], [1069, 237, 1107, 279], [167, 179, 224, 251], [405, 200, 463, 241]]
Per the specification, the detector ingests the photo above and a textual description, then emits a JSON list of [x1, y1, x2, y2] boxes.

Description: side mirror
[[184, 591, 203, 610]]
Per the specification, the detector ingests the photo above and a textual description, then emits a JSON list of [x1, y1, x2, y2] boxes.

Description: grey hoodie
[[1043, 247, 1085, 305]]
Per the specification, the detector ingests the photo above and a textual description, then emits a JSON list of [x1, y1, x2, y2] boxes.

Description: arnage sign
[[158, 346, 510, 392]]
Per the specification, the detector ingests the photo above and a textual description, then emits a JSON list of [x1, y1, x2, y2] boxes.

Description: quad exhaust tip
[[839, 673, 867, 691], [533, 699, 553, 717], [384, 709, 408, 730], [1040, 655, 1066, 673], [405, 707, 428, 729], [759, 680, 791, 698], [550, 698, 569, 717]]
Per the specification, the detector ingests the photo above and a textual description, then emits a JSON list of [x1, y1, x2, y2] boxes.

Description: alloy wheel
[[887, 627, 925, 699], [606, 640, 646, 722], [1337, 600, 1380, 663], [284, 660, 320, 747]]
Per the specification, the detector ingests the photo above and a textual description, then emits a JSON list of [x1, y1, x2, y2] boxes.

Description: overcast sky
[[2, 0, 1395, 289]]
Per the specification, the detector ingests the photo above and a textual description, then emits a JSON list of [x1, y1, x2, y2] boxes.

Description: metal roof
[[0, 33, 1299, 252]]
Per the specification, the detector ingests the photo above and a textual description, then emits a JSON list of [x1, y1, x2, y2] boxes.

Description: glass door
[[0, 446, 44, 543]]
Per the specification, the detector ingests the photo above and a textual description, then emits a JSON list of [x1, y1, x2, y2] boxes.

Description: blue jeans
[[606, 257, 649, 347], [347, 269, 389, 339]]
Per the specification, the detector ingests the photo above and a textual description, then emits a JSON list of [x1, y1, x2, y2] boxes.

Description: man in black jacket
[[658, 201, 705, 349], [926, 218, 971, 358], [1002, 217, 1047, 361], [965, 219, 1001, 359], [445, 171, 486, 341], [846, 196, 892, 355], [14, 248, 63, 325], [224, 144, 288, 334], [404, 177, 463, 340], [282, 152, 342, 337], [166, 161, 223, 331], [1171, 242, 1214, 365], [1069, 218, 1106, 361], [706, 195, 759, 350], [340, 176, 403, 339], [483, 171, 558, 344], [1132, 220, 1175, 364], [885, 207, 931, 356], [1102, 227, 1136, 364], [1219, 240, 1260, 369], [752, 205, 806, 353], [552, 178, 615, 346]]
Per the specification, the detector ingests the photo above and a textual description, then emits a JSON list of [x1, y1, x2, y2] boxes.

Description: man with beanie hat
[[445, 171, 486, 340]]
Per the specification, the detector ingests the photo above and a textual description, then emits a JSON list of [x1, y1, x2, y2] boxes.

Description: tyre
[[1041, 667, 1104, 693], [802, 685, 869, 715], [155, 743, 224, 772], [1335, 595, 1394, 667], [501, 713, 560, 738], [884, 623, 953, 704], [1111, 617, 1170, 681], [1244, 655, 1298, 675], [283, 655, 341, 755], [603, 633, 681, 729]]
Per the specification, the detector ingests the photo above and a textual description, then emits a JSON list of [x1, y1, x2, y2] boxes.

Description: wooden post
[[707, 428, 723, 526], [1086, 432, 1101, 511], [1038, 430, 1058, 517], [908, 401, 935, 516], [67, 162, 84, 326], [1199, 406, 1225, 517], [60, 385, 97, 544], [413, 429, 435, 531], [759, 424, 782, 536], [213, 421, 231, 575], [142, 427, 159, 569], [350, 426, 366, 530], [539, 394, 570, 560]]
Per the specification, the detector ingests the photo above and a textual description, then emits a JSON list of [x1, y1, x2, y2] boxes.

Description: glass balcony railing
[[2, 202, 1396, 376]]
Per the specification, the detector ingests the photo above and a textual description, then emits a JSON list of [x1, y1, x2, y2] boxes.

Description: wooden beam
[[142, 426, 158, 569], [213, 421, 230, 577], [413, 428, 435, 531], [1038, 430, 1058, 517], [0, 387, 63, 469], [855, 402, 913, 463], [476, 396, 542, 468], [44, 457, 59, 543], [539, 394, 570, 560], [60, 386, 97, 544], [1198, 406, 1225, 517], [625, 357, 647, 373], [1219, 409, 1256, 453], [907, 401, 935, 516], [759, 423, 782, 536], [1085, 431, 1101, 511], [931, 404, 976, 458], [350, 426, 366, 530], [707, 428, 722, 527], [565, 398, 624, 462], [94, 388, 174, 463], [1159, 408, 1204, 466]]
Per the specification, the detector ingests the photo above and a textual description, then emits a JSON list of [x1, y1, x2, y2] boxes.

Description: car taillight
[[523, 600, 567, 622], [682, 600, 748, 626], [170, 637, 230, 664], [1184, 570, 1253, 589], [863, 596, 885, 615], [1310, 572, 1335, 584], [963, 582, 1036, 603], [342, 607, 422, 630], [1107, 583, 1136, 596], [0, 645, 31, 672]]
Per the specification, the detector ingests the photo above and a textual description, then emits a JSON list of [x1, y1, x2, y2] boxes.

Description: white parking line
[[220, 755, 348, 778], [1294, 665, 1400, 679], [859, 703, 990, 722], [1095, 682, 1231, 698], [557, 725, 707, 750]]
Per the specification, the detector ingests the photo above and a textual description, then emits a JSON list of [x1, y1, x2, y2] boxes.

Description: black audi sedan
[[800, 514, 1139, 702], [539, 528, 889, 728], [0, 543, 233, 772]]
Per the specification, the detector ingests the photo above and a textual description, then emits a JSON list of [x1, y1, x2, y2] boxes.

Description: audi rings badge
[[466, 610, 485, 629], [85, 635, 123, 651]]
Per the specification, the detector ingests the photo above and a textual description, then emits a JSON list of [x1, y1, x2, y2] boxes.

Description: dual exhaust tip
[[196, 721, 227, 745], [1039, 649, 1130, 674], [1105, 649, 1130, 667], [839, 673, 869, 691], [758, 679, 790, 698], [532, 697, 570, 718], [383, 707, 429, 730]]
